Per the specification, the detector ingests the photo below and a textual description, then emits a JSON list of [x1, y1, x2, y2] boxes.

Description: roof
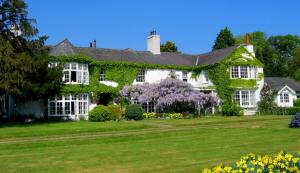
[[49, 39, 237, 66], [265, 77, 300, 92]]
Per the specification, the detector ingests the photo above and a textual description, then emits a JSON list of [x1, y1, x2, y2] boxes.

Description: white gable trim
[[278, 85, 296, 95]]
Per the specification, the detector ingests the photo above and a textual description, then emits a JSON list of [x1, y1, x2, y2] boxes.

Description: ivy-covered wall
[[51, 46, 264, 104]]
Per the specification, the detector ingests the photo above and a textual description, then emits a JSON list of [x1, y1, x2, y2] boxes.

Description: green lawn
[[0, 116, 298, 173]]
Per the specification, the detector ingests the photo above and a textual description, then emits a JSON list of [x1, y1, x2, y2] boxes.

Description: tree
[[120, 78, 218, 113], [160, 41, 178, 52], [289, 47, 300, 82], [257, 84, 277, 114], [212, 27, 235, 50], [0, 0, 62, 100]]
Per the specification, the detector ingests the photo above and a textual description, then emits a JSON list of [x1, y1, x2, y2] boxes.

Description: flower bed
[[202, 151, 300, 173], [143, 112, 196, 119]]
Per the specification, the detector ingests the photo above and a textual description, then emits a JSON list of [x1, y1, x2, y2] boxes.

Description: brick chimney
[[244, 33, 255, 56], [147, 30, 160, 54], [246, 33, 251, 45]]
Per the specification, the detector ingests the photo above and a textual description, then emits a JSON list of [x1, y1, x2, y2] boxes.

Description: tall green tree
[[289, 47, 300, 82], [212, 27, 235, 50], [160, 41, 179, 52], [0, 0, 62, 100]]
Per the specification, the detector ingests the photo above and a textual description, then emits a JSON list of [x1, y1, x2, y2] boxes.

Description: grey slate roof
[[265, 77, 300, 92], [49, 39, 237, 66]]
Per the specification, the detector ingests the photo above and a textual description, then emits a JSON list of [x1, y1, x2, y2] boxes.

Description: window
[[48, 94, 89, 116], [240, 66, 248, 79], [99, 69, 106, 81], [182, 71, 188, 82], [233, 90, 255, 107], [203, 71, 209, 83], [231, 66, 257, 79], [63, 63, 89, 84], [280, 92, 289, 103], [142, 101, 155, 112], [136, 69, 145, 82], [231, 66, 239, 78]]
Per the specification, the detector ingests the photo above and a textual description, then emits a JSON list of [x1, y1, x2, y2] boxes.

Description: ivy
[[49, 54, 93, 63], [230, 79, 257, 89]]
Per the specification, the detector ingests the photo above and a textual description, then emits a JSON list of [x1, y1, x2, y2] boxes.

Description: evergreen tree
[[0, 0, 62, 100], [212, 27, 235, 50], [160, 41, 179, 52]]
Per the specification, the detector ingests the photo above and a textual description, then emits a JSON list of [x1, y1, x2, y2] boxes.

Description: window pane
[[71, 71, 77, 82], [64, 71, 70, 83], [57, 102, 63, 115], [231, 66, 239, 78], [64, 64, 70, 70], [241, 91, 249, 106], [71, 64, 76, 70], [50, 102, 56, 115], [240, 66, 248, 79], [234, 91, 240, 105], [182, 71, 188, 82], [136, 70, 145, 82], [65, 102, 70, 114], [284, 93, 289, 103]]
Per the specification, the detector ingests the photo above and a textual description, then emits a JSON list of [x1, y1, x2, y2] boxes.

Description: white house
[[5, 31, 300, 120], [265, 77, 300, 107]]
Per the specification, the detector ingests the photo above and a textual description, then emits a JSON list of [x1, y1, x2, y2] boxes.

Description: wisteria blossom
[[120, 78, 218, 112]]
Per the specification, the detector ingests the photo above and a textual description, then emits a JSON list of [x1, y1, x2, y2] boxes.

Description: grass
[[0, 115, 298, 173]]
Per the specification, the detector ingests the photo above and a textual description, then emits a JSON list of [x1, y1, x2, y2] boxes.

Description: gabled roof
[[49, 39, 237, 66], [265, 77, 300, 92]]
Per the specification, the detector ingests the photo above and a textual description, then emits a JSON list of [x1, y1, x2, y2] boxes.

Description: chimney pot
[[93, 40, 96, 48], [246, 34, 250, 45]]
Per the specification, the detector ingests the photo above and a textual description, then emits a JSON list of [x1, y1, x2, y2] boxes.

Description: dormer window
[[182, 71, 188, 82], [136, 69, 145, 82], [99, 69, 106, 81]]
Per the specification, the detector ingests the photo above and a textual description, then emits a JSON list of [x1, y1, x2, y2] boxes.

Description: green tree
[[0, 0, 62, 100], [212, 27, 235, 50], [289, 47, 300, 82], [160, 41, 178, 52], [257, 84, 277, 114]]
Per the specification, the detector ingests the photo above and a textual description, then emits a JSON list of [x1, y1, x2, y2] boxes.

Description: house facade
[[36, 31, 266, 120], [265, 77, 300, 107]]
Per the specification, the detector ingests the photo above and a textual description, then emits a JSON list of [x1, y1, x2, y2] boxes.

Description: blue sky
[[26, 0, 300, 54]]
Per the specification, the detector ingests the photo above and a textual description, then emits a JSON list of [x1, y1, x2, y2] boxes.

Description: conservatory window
[[182, 71, 188, 82], [136, 69, 145, 82], [99, 69, 106, 81], [48, 94, 89, 116]]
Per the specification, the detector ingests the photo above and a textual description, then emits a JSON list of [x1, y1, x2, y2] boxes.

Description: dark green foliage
[[294, 99, 300, 107], [271, 107, 300, 115], [160, 41, 179, 52], [289, 48, 300, 82], [221, 101, 242, 116], [0, 0, 63, 100], [257, 84, 277, 114], [88, 105, 113, 122], [125, 104, 143, 120], [213, 27, 235, 50], [289, 113, 300, 128]]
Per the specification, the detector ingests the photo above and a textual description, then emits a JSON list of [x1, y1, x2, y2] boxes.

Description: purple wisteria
[[120, 78, 218, 111]]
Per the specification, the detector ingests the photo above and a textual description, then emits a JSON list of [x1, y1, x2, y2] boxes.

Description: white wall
[[275, 88, 297, 107]]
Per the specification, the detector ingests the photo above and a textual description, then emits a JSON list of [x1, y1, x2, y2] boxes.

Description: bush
[[271, 107, 300, 115], [125, 104, 143, 120], [143, 112, 156, 119], [289, 113, 300, 128], [89, 105, 113, 122], [107, 105, 123, 120], [221, 101, 242, 116], [294, 99, 300, 107]]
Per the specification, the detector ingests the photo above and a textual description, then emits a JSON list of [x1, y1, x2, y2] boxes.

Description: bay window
[[63, 63, 89, 84]]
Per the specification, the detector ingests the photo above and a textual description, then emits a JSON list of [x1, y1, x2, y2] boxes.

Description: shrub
[[294, 99, 300, 107], [89, 105, 113, 122], [202, 151, 300, 173], [125, 104, 143, 120], [221, 101, 242, 116], [107, 105, 123, 120], [289, 113, 300, 128], [143, 112, 156, 119], [271, 107, 300, 115]]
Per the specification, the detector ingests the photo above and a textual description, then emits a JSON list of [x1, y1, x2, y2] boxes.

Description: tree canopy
[[160, 41, 179, 53], [212, 27, 235, 50], [0, 0, 62, 100]]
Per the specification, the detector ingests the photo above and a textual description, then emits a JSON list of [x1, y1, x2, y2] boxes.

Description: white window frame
[[48, 94, 89, 116], [99, 69, 106, 81], [63, 63, 89, 85], [280, 92, 289, 103], [136, 69, 145, 82], [233, 90, 255, 108], [230, 66, 257, 79]]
